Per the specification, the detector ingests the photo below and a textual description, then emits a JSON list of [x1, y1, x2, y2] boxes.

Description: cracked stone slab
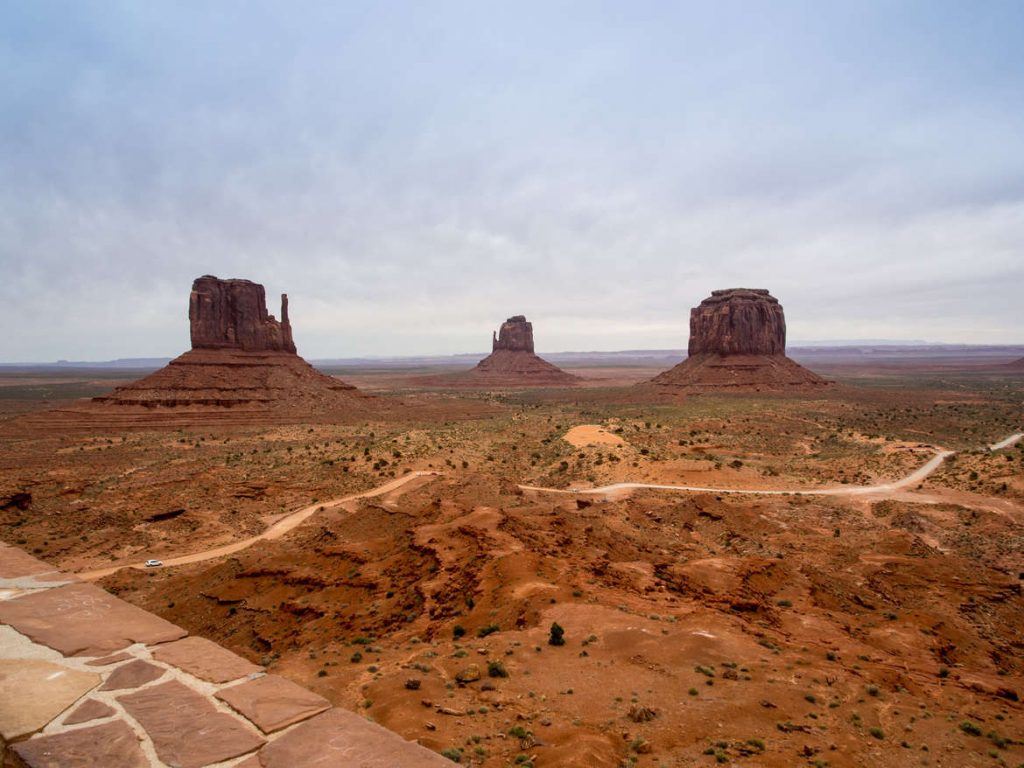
[[0, 582, 186, 656], [0, 659, 100, 741], [152, 636, 262, 683], [99, 658, 165, 691], [118, 679, 265, 768], [11, 718, 148, 768], [215, 674, 330, 733], [64, 698, 116, 725], [255, 708, 451, 767]]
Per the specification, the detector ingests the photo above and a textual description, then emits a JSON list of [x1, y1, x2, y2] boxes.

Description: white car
[[144, 559, 163, 568]]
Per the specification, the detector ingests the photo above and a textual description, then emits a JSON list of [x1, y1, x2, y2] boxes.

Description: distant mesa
[[81, 275, 366, 422], [1005, 357, 1024, 371], [418, 315, 580, 388], [650, 288, 830, 390]]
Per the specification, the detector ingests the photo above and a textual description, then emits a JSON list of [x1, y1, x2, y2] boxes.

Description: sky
[[2, 1, 1023, 361]]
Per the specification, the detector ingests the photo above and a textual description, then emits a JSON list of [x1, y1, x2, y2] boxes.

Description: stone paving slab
[[118, 679, 265, 768], [255, 708, 450, 767], [85, 651, 132, 666], [152, 635, 262, 683], [0, 658, 100, 741], [215, 674, 330, 734], [99, 659, 165, 691], [10, 719, 149, 768], [63, 698, 116, 725], [0, 547, 56, 579], [0, 582, 186, 656], [0, 545, 450, 767]]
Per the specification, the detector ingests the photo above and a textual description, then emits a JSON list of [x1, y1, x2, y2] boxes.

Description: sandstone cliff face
[[688, 289, 785, 356], [492, 316, 534, 353], [189, 276, 296, 354], [651, 288, 828, 390]]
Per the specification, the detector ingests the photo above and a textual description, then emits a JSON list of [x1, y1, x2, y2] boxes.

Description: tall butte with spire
[[84, 275, 365, 423], [188, 275, 296, 354], [649, 288, 829, 390]]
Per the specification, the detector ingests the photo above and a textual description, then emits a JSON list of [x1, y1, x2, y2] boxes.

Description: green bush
[[548, 622, 566, 646], [959, 721, 982, 736], [440, 747, 462, 762]]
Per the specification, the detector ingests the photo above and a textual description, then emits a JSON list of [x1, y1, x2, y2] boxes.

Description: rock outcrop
[[417, 315, 580, 388], [687, 289, 785, 356], [79, 276, 368, 424], [492, 315, 535, 353], [651, 288, 829, 390], [190, 275, 296, 353]]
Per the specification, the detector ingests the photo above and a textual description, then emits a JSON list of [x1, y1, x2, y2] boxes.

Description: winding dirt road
[[77, 431, 1021, 580], [79, 470, 439, 581], [520, 432, 1022, 499], [989, 432, 1024, 452]]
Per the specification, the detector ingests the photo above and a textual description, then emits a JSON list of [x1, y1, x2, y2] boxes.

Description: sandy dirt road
[[79, 471, 439, 580], [989, 432, 1024, 451], [521, 431, 1022, 499], [79, 431, 1022, 579]]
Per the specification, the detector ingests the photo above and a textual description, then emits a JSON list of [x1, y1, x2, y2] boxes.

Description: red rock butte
[[189, 275, 296, 354], [650, 288, 829, 390], [24, 276, 372, 429], [423, 315, 580, 387]]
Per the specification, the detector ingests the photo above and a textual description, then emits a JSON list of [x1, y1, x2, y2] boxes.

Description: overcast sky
[[2, 1, 1023, 361]]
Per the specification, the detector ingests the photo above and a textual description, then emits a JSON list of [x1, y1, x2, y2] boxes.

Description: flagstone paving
[[98, 658, 165, 691], [119, 680, 266, 768], [62, 698, 116, 725], [215, 674, 331, 734], [11, 719, 149, 768], [258, 708, 452, 768], [0, 582, 186, 656], [0, 544, 449, 767], [151, 635, 262, 683], [0, 659, 99, 741]]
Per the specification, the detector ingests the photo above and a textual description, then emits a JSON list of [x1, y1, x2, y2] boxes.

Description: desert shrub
[[548, 622, 565, 646], [959, 721, 982, 736]]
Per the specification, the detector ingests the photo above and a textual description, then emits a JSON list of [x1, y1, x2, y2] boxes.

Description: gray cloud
[[2, 1, 1023, 360]]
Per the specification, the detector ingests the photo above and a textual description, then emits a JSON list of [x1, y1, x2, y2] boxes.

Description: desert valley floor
[[1, 359, 1022, 768]]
